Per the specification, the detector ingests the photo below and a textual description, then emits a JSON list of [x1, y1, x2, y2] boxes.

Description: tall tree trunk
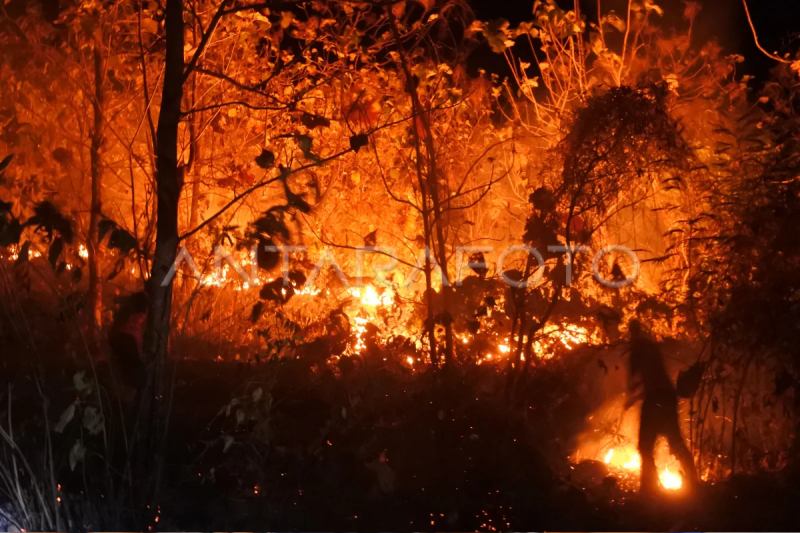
[[423, 135, 455, 366], [186, 19, 201, 236], [186, 70, 201, 244], [184, 54, 201, 296], [388, 10, 453, 365], [87, 45, 104, 356], [138, 0, 184, 511], [187, 122, 200, 233]]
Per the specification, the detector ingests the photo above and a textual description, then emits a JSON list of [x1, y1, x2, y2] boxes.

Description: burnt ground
[[3, 356, 800, 531]]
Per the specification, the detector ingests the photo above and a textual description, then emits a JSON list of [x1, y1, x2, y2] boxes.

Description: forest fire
[[1, 0, 799, 530]]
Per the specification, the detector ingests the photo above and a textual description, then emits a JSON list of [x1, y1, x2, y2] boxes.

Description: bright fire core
[[603, 447, 683, 490]]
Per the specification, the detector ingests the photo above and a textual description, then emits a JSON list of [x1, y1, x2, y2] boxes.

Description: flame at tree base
[[602, 446, 683, 491], [660, 466, 683, 490]]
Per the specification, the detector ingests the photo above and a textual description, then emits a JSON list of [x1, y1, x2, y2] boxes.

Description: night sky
[[468, 0, 800, 84]]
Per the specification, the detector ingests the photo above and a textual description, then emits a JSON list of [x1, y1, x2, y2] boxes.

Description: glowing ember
[[10, 244, 43, 261], [348, 316, 369, 355], [78, 244, 89, 259], [532, 322, 597, 359], [296, 285, 321, 296], [202, 264, 229, 287]]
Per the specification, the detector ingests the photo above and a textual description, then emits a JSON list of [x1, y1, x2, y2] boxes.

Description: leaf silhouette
[[51, 147, 74, 166], [69, 441, 85, 471], [253, 211, 289, 241], [98, 219, 117, 242], [282, 181, 311, 214], [349, 133, 369, 152], [300, 112, 331, 130], [260, 277, 293, 303], [108, 228, 138, 254], [295, 134, 320, 162], [255, 148, 275, 169], [256, 236, 280, 271], [54, 402, 76, 433], [26, 201, 73, 243], [364, 230, 377, 247]]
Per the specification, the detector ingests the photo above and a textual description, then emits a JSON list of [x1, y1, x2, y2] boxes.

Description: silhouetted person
[[108, 291, 148, 392], [627, 319, 698, 494]]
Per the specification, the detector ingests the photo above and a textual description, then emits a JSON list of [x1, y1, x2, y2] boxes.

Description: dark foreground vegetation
[[3, 348, 800, 531]]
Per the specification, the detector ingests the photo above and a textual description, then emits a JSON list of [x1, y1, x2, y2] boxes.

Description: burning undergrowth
[[563, 339, 700, 494], [179, 254, 693, 499], [571, 395, 685, 493]]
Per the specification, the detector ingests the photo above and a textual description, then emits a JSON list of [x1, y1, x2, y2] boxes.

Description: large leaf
[[253, 211, 289, 241], [482, 19, 513, 53], [26, 201, 73, 243], [529, 187, 556, 212], [82, 406, 104, 435], [108, 228, 138, 254], [255, 148, 275, 169], [54, 402, 76, 433], [51, 147, 74, 166], [602, 12, 626, 32], [73, 371, 92, 393], [260, 277, 293, 303], [256, 236, 280, 271], [69, 441, 85, 471], [295, 134, 320, 162], [285, 189, 311, 213], [349, 133, 369, 152], [98, 218, 117, 242], [300, 112, 331, 130]]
